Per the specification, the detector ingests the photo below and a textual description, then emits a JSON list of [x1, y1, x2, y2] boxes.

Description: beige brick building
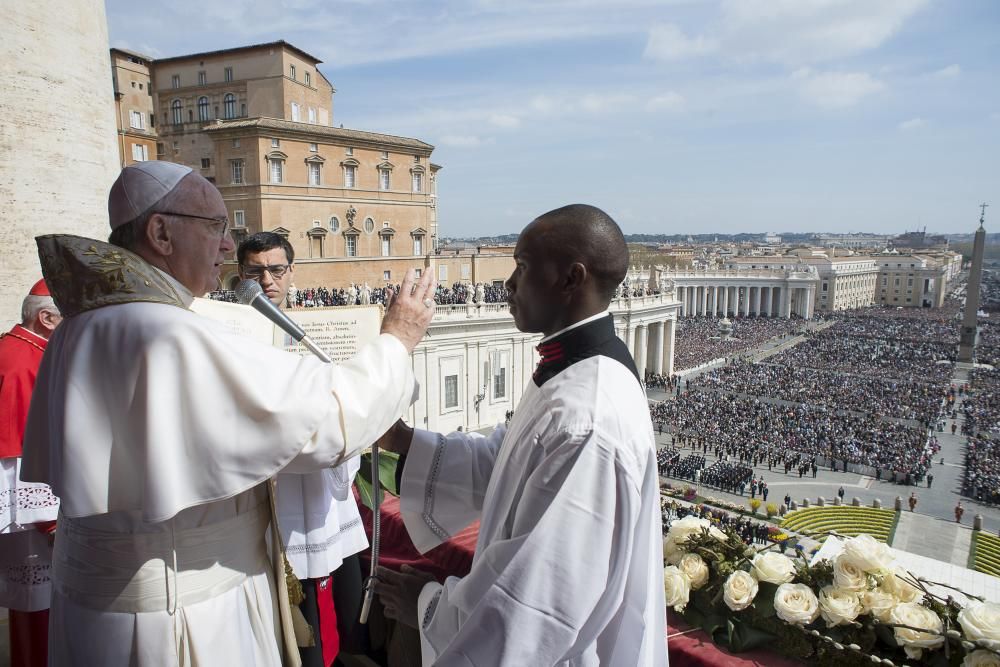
[[875, 254, 949, 308], [111, 48, 157, 166], [122, 40, 441, 289]]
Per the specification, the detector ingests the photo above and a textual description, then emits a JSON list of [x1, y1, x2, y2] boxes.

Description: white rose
[[723, 571, 759, 612], [861, 588, 896, 623], [663, 566, 691, 612], [881, 568, 923, 604], [773, 583, 820, 625], [890, 602, 944, 660], [840, 534, 894, 573], [819, 586, 863, 627], [833, 554, 869, 592], [663, 536, 685, 565], [752, 552, 796, 584], [677, 553, 710, 591], [708, 525, 728, 542], [958, 602, 1000, 650], [964, 649, 1000, 667]]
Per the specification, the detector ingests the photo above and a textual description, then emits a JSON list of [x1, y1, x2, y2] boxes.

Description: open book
[[190, 297, 382, 362]]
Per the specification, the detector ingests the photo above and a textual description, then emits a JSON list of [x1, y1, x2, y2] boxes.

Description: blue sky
[[106, 0, 1000, 237]]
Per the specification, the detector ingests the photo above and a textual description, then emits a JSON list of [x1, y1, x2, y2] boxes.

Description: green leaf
[[728, 618, 778, 653], [874, 622, 899, 649], [752, 582, 778, 619], [355, 451, 401, 510]]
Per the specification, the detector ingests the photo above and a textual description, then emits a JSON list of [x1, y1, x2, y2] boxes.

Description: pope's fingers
[[398, 269, 417, 300]]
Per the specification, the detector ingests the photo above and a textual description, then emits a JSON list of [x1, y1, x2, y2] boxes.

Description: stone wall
[[0, 2, 119, 329]]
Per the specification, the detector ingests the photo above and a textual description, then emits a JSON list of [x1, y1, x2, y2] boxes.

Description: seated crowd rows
[[672, 316, 806, 371], [694, 360, 946, 423], [962, 368, 1000, 504]]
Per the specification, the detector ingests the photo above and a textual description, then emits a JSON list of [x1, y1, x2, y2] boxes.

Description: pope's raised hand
[[381, 268, 436, 353]]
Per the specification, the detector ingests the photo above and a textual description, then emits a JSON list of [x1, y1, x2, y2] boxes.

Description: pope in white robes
[[377, 205, 668, 666], [20, 161, 438, 666]]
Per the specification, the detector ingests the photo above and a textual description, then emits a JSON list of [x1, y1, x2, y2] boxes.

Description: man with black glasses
[[238, 232, 368, 666]]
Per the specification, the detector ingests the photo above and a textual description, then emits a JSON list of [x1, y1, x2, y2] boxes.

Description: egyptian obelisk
[[0, 2, 119, 329], [958, 205, 988, 363]]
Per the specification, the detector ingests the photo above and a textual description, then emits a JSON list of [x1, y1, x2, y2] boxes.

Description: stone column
[[764, 286, 773, 317], [781, 286, 792, 318], [700, 285, 708, 316], [635, 325, 648, 374], [652, 321, 665, 375], [1, 1, 121, 329], [743, 286, 751, 317], [721, 286, 729, 317], [710, 286, 718, 316], [663, 318, 675, 376], [804, 288, 815, 319]]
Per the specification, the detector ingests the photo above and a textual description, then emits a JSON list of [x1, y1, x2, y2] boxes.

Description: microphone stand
[[296, 341, 381, 625]]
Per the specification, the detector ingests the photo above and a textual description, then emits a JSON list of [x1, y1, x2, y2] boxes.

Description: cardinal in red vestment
[[0, 279, 61, 667]]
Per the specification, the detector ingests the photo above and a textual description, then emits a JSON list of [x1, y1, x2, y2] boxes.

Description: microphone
[[235, 279, 332, 363]]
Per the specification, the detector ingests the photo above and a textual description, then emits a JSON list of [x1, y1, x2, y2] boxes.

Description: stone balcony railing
[[664, 268, 818, 280], [429, 292, 677, 321]]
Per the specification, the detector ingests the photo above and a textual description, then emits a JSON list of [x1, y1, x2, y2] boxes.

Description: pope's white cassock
[[21, 236, 416, 666], [399, 312, 668, 666]]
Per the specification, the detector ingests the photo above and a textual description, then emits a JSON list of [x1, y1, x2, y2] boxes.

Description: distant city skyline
[[106, 0, 999, 237]]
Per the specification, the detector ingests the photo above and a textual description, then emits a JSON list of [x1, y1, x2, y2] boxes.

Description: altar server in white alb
[[20, 161, 436, 666], [376, 204, 668, 666], [238, 231, 370, 666]]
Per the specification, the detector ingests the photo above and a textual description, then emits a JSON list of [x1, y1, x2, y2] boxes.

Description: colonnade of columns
[[618, 318, 676, 378], [675, 284, 814, 319]]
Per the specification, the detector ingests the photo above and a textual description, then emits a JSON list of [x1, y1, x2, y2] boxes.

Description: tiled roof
[[154, 40, 323, 65], [203, 117, 434, 152]]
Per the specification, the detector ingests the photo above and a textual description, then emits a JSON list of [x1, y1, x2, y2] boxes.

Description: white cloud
[[579, 93, 635, 114], [717, 0, 928, 65], [796, 70, 884, 108], [646, 91, 685, 112], [438, 134, 491, 148], [931, 64, 961, 78], [488, 114, 521, 128], [898, 117, 925, 131], [644, 24, 717, 61]]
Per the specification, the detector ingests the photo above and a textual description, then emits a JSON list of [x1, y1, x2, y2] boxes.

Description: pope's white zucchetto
[[108, 161, 193, 230]]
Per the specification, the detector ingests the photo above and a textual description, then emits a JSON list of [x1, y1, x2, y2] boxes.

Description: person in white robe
[[20, 161, 437, 667], [238, 230, 370, 665], [376, 204, 668, 666]]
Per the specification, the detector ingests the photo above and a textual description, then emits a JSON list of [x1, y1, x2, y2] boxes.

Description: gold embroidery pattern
[[35, 235, 185, 317]]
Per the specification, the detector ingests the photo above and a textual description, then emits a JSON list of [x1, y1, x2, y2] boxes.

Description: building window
[[346, 147, 353, 156], [308, 107, 316, 123], [439, 265, 447, 281], [346, 235, 357, 257], [289, 64, 296, 80], [822, 282, 828, 292], [414, 155, 421, 164], [492, 352, 507, 399], [148, 81, 153, 96], [224, 67, 233, 82], [171, 99, 182, 125], [129, 110, 145, 129], [413, 235, 423, 255], [198, 71, 207, 85], [232, 138, 240, 148], [200, 158, 211, 169], [308, 162, 321, 185], [234, 210, 246, 228], [271, 138, 280, 148], [381, 236, 390, 257], [329, 216, 340, 232], [131, 144, 148, 161], [241, 103, 246, 117], [149, 113, 155, 127], [223, 94, 236, 119], [383, 270, 391, 281], [364, 217, 375, 234], [309, 143, 318, 152], [197, 96, 209, 121], [412, 172, 423, 192], [269, 159, 283, 183], [171, 74, 180, 88], [379, 170, 390, 190], [344, 165, 356, 188], [381, 151, 388, 159], [444, 375, 459, 409], [291, 102, 300, 122], [231, 160, 244, 184]]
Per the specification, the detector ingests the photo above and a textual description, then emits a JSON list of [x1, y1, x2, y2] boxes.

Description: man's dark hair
[[237, 232, 295, 265], [535, 204, 629, 300]]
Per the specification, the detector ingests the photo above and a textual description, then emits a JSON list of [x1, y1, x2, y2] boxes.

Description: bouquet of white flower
[[662, 519, 1000, 666]]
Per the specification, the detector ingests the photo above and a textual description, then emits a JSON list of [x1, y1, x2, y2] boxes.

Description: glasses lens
[[243, 265, 287, 278]]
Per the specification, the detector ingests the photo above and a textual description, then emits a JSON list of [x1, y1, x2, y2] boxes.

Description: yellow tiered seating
[[970, 532, 1000, 577], [780, 506, 896, 544]]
